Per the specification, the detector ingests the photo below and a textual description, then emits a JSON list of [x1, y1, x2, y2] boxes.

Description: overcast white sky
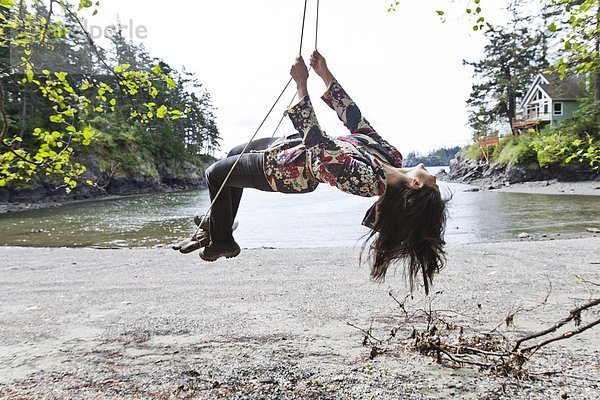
[[84, 0, 505, 157]]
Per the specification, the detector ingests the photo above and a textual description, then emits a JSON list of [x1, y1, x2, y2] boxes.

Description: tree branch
[[521, 317, 600, 354], [513, 298, 600, 352], [0, 82, 8, 141]]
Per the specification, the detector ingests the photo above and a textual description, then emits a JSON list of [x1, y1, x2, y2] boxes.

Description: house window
[[553, 102, 563, 116]]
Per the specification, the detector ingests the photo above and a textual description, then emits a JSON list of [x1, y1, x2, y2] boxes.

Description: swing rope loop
[[193, 0, 320, 238]]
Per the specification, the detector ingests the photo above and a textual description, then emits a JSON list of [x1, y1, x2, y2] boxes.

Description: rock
[[518, 232, 531, 239], [446, 147, 598, 186], [559, 390, 568, 399], [586, 228, 600, 233], [463, 188, 480, 192]]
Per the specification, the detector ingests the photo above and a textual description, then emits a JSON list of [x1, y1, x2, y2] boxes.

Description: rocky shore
[[1, 239, 599, 399], [438, 153, 600, 193], [0, 159, 208, 213]]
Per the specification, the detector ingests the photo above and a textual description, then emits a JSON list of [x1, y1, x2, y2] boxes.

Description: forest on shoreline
[[1, 1, 221, 200]]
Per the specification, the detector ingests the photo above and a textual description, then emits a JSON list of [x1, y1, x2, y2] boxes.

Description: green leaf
[[0, 0, 14, 10], [166, 77, 177, 90], [78, 0, 92, 10], [435, 10, 445, 16], [548, 22, 557, 32], [49, 115, 65, 123], [152, 64, 163, 75], [156, 105, 168, 118], [54, 72, 68, 81]]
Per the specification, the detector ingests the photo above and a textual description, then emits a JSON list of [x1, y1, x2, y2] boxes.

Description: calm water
[[0, 171, 599, 248]]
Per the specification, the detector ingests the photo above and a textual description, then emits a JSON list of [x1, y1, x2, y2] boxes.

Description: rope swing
[[193, 0, 321, 237]]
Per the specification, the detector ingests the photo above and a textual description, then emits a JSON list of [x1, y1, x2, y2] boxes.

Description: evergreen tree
[[403, 146, 461, 167], [464, 1, 549, 138]]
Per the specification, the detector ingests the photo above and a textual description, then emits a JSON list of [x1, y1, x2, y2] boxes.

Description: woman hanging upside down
[[178, 50, 448, 294]]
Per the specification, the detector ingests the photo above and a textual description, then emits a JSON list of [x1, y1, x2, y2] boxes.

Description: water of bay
[[0, 169, 598, 249]]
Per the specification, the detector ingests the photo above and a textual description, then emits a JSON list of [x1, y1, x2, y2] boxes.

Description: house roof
[[539, 73, 586, 100]]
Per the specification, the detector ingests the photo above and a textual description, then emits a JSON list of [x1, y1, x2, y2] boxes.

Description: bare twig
[[513, 298, 600, 352], [521, 316, 600, 354], [347, 322, 384, 345], [427, 343, 492, 369], [0, 82, 8, 140]]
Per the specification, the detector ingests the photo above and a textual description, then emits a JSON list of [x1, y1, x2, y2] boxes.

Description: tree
[[464, 2, 549, 138], [545, 0, 600, 104], [403, 146, 461, 167], [0, 0, 184, 191]]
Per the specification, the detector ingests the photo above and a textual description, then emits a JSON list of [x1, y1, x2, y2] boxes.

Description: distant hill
[[403, 146, 461, 167]]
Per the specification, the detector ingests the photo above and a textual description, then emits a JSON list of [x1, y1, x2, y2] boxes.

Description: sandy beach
[[0, 238, 599, 399]]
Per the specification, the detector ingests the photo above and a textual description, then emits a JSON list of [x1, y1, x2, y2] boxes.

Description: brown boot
[[199, 241, 241, 262], [172, 231, 210, 254]]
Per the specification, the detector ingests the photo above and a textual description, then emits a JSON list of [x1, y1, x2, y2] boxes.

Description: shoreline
[[0, 186, 206, 214], [488, 179, 600, 196], [441, 177, 600, 196], [1, 239, 599, 399], [2, 178, 600, 215]]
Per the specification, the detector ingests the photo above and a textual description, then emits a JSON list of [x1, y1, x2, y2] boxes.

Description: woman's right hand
[[290, 56, 309, 85], [310, 50, 333, 86], [290, 56, 309, 98]]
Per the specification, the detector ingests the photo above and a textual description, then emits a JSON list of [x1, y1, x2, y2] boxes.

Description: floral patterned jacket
[[263, 78, 403, 198]]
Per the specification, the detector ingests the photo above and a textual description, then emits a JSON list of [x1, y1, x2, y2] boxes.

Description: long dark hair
[[362, 182, 448, 295]]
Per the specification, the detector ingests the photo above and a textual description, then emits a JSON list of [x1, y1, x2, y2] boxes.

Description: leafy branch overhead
[[0, 0, 220, 191], [387, 0, 487, 31]]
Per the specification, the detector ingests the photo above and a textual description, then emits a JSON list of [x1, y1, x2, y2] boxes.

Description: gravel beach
[[0, 238, 599, 399], [490, 180, 600, 196]]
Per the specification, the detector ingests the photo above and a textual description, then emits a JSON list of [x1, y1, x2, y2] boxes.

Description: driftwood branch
[[520, 315, 600, 353], [354, 288, 599, 377], [513, 298, 600, 352]]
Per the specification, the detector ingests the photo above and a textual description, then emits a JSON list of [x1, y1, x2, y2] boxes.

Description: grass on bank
[[464, 101, 600, 171]]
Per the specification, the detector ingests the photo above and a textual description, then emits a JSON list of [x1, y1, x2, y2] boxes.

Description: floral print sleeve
[[320, 78, 380, 138], [286, 96, 325, 148], [286, 95, 386, 197]]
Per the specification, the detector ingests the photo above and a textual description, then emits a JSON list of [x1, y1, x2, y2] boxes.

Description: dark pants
[[205, 137, 277, 244]]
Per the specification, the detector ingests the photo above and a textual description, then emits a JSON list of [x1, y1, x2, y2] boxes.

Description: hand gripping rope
[[191, 0, 321, 239]]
